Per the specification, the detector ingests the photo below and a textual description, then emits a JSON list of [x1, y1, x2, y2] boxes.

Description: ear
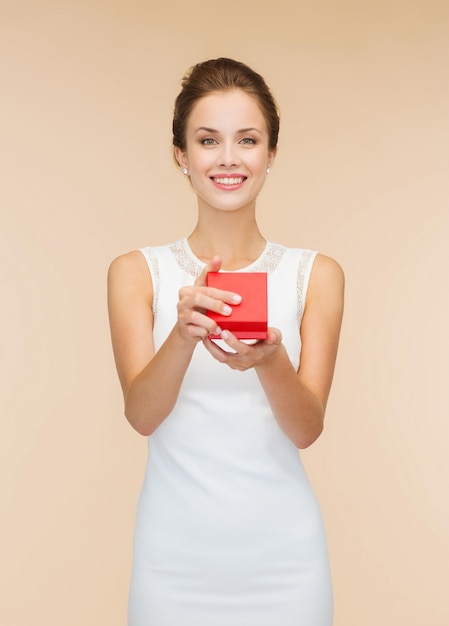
[[267, 147, 277, 169], [174, 147, 188, 170]]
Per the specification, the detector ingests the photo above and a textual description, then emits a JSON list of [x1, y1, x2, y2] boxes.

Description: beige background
[[1, 1, 448, 624]]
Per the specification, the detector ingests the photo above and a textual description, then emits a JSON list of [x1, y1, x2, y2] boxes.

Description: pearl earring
[[266, 167, 270, 174], [182, 168, 188, 175]]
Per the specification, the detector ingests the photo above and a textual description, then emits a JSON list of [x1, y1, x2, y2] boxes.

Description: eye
[[239, 137, 257, 145], [201, 137, 218, 145]]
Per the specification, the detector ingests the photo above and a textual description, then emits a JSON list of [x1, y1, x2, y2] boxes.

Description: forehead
[[187, 90, 267, 132]]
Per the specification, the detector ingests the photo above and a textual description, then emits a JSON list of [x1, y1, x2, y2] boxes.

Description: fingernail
[[215, 326, 222, 334], [221, 330, 229, 340], [232, 294, 242, 304], [223, 305, 232, 315]]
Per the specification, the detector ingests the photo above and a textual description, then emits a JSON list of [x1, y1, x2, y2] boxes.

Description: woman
[[108, 57, 344, 626]]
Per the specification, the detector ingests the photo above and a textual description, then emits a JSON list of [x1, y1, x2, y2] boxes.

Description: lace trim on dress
[[169, 239, 204, 278], [296, 249, 316, 324], [141, 248, 160, 320], [169, 238, 287, 277], [251, 241, 286, 274]]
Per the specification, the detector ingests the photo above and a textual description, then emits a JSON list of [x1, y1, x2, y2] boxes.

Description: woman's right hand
[[176, 255, 243, 343]]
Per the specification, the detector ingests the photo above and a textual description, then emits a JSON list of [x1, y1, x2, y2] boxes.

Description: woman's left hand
[[202, 327, 282, 371]]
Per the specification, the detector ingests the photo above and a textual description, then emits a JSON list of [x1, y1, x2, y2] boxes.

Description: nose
[[217, 141, 240, 168]]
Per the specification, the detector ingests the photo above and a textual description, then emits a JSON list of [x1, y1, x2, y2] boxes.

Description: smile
[[211, 176, 246, 186]]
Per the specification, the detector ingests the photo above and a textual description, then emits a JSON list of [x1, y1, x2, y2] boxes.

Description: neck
[[188, 208, 266, 271]]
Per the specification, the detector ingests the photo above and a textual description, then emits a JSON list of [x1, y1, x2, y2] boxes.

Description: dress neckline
[[184, 237, 271, 273], [168, 237, 287, 277]]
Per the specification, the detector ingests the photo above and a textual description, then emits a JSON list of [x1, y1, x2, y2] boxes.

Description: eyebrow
[[194, 126, 262, 135]]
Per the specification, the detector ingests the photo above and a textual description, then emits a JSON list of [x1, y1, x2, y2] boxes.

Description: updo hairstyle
[[172, 58, 280, 154]]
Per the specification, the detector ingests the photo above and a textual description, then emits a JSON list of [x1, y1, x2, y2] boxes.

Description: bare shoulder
[[107, 250, 155, 393], [306, 253, 345, 314], [108, 249, 149, 280], [311, 253, 344, 288], [108, 250, 153, 302], [297, 253, 344, 408]]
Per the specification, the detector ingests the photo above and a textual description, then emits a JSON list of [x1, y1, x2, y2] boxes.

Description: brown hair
[[172, 58, 280, 153]]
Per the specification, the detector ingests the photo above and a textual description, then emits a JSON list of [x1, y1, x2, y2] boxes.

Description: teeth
[[213, 177, 244, 185]]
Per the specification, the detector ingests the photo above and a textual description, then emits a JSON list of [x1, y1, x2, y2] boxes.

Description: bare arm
[[107, 251, 241, 435], [203, 254, 344, 448]]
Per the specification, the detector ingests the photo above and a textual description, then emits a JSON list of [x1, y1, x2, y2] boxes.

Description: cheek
[[188, 148, 212, 170], [248, 152, 269, 173]]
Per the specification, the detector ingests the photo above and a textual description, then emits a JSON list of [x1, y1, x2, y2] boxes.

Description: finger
[[195, 255, 222, 287], [265, 328, 282, 345], [219, 330, 250, 354], [180, 290, 241, 319], [202, 337, 232, 362], [199, 288, 243, 312], [179, 284, 242, 313], [188, 310, 222, 335]]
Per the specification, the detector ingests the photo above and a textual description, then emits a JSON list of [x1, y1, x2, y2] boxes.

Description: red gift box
[[206, 272, 268, 340]]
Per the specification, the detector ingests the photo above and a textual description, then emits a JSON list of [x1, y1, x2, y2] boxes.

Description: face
[[175, 90, 276, 214]]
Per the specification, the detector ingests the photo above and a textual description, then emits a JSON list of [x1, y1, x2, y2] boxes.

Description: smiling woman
[[175, 90, 274, 213], [107, 57, 344, 626]]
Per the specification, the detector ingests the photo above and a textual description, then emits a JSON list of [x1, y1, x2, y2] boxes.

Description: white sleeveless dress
[[128, 238, 333, 626]]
